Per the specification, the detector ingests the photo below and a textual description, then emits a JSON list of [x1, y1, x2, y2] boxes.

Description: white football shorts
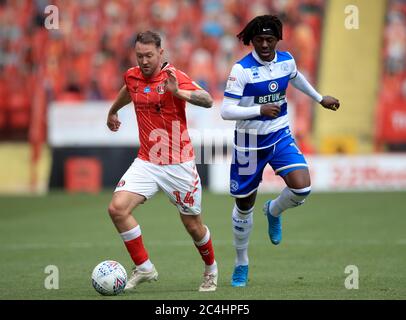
[[114, 158, 202, 215]]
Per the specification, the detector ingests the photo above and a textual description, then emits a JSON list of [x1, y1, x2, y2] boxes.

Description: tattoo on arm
[[189, 90, 213, 108]]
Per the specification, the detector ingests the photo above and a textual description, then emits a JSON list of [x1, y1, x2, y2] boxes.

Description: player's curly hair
[[237, 15, 283, 45]]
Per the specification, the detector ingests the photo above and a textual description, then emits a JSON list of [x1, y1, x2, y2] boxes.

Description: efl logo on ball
[[91, 260, 127, 296]]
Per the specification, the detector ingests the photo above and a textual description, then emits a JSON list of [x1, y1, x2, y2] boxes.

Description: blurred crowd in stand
[[0, 0, 324, 149]]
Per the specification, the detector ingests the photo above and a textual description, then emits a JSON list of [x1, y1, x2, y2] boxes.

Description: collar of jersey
[[252, 50, 277, 66]]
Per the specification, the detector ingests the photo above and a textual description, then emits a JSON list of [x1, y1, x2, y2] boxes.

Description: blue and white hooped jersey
[[224, 50, 298, 149]]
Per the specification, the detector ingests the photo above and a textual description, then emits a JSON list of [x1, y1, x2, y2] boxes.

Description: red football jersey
[[124, 63, 201, 165]]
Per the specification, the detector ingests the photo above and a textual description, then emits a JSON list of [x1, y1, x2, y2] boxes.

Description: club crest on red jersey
[[156, 83, 166, 94]]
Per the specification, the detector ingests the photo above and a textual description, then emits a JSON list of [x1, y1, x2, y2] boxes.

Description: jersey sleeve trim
[[290, 71, 298, 79], [224, 92, 242, 99]]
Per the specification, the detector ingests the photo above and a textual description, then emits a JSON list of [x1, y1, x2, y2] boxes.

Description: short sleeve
[[123, 67, 136, 92], [288, 52, 298, 79], [224, 64, 247, 100], [176, 70, 202, 91]]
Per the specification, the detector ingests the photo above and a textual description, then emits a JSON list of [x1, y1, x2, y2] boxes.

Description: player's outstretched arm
[[107, 85, 132, 132], [165, 69, 213, 108], [290, 71, 340, 111]]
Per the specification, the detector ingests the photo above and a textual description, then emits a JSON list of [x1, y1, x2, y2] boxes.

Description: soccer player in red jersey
[[106, 31, 217, 292]]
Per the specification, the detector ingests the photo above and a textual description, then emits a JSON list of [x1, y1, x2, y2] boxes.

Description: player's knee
[[235, 198, 255, 212], [289, 186, 311, 206], [108, 202, 130, 221]]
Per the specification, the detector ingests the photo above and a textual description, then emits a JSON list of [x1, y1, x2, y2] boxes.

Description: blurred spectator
[[385, 2, 406, 74]]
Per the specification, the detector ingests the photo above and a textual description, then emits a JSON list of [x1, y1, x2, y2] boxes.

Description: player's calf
[[232, 204, 253, 262]]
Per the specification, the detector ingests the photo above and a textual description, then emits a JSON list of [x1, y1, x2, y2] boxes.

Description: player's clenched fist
[[107, 112, 121, 132], [320, 95, 340, 111], [260, 104, 281, 118]]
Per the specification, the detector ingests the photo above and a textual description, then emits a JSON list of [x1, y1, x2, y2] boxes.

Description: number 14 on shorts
[[173, 191, 195, 207]]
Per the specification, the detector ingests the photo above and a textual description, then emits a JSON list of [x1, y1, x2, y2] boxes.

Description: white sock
[[269, 186, 311, 217], [194, 225, 210, 247], [205, 260, 217, 274], [236, 248, 249, 267], [137, 259, 154, 272], [232, 204, 253, 266], [120, 225, 141, 241]]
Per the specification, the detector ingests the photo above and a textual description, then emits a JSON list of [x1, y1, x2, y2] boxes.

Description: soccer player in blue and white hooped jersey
[[221, 15, 340, 287]]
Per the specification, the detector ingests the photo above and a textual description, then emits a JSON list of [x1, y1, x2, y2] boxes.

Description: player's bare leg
[[235, 192, 257, 211], [283, 168, 311, 190], [180, 214, 218, 292], [264, 168, 312, 244], [230, 192, 257, 287], [108, 191, 144, 232], [108, 191, 158, 290]]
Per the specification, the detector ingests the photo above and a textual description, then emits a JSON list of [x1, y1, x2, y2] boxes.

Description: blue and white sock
[[269, 186, 311, 217], [232, 204, 253, 266]]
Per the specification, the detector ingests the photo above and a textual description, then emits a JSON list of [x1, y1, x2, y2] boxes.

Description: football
[[91, 260, 127, 296]]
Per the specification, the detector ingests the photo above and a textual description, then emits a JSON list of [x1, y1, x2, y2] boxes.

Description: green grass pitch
[[0, 191, 405, 300]]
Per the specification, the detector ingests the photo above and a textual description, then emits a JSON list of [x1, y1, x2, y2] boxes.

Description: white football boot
[[124, 265, 158, 290], [198, 271, 218, 292]]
